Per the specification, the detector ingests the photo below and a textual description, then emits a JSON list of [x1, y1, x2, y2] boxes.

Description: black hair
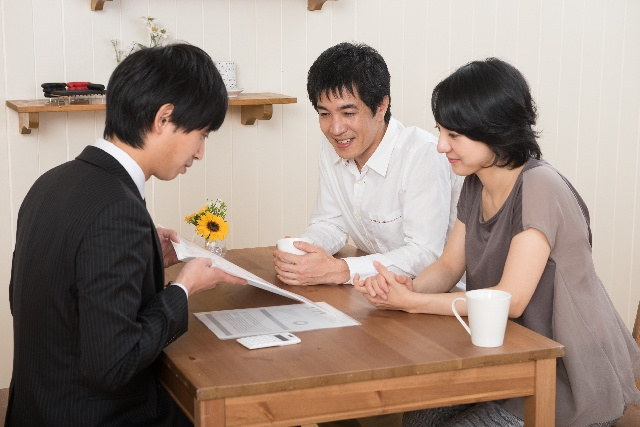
[[307, 42, 391, 123], [104, 43, 228, 148], [431, 57, 541, 168]]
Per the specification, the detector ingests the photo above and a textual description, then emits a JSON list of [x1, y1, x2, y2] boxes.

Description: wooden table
[[158, 246, 565, 426]]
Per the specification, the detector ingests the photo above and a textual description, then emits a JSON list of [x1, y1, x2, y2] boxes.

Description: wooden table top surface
[[162, 246, 564, 401]]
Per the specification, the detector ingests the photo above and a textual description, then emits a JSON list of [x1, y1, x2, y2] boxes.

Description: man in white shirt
[[274, 42, 462, 290]]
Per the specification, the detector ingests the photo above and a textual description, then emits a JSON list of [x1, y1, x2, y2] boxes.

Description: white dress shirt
[[94, 138, 146, 199], [302, 118, 463, 283]]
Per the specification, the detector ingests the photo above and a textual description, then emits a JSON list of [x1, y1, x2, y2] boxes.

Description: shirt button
[[354, 212, 360, 219]]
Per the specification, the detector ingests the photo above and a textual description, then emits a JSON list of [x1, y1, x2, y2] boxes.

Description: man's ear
[[375, 96, 390, 121], [152, 103, 175, 134]]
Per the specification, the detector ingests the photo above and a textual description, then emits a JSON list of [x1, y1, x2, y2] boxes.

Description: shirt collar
[[330, 117, 401, 177], [94, 138, 146, 200]]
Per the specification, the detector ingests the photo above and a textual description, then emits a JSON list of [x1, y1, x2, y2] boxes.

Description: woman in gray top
[[353, 58, 640, 426]]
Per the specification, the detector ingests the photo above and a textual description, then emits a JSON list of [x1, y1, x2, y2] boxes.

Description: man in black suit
[[6, 43, 246, 426]]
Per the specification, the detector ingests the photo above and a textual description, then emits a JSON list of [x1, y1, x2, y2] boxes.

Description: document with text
[[195, 302, 360, 339], [172, 238, 315, 305], [172, 238, 360, 339]]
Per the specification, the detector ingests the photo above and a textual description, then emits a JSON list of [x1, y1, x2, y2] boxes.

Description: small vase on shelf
[[205, 238, 227, 258]]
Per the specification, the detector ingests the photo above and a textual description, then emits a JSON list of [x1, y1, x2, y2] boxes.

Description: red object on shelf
[[67, 82, 90, 90]]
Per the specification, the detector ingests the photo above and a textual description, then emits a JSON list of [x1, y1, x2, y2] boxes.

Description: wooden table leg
[[523, 358, 556, 426], [195, 398, 225, 427]]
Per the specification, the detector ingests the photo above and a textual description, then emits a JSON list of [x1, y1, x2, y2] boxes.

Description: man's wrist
[[168, 281, 189, 299], [335, 259, 351, 284]]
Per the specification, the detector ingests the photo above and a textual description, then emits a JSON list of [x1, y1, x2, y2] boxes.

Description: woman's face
[[435, 124, 495, 176]]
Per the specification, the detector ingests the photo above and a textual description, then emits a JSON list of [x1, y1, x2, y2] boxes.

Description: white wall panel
[[377, 0, 404, 122], [515, 1, 541, 89], [495, 0, 519, 66], [611, 0, 640, 324], [281, 3, 311, 238], [423, 0, 451, 131], [34, 0, 68, 182], [555, 0, 584, 183], [1, 0, 639, 388], [0, 0, 15, 395], [330, 0, 356, 46], [64, 2, 95, 80], [90, 1, 121, 84], [574, 1, 605, 217], [229, 0, 259, 249], [449, 0, 475, 75], [256, 1, 285, 246], [355, 0, 381, 49], [402, 1, 428, 129], [536, 0, 563, 165], [472, 0, 498, 65], [593, 1, 625, 297], [625, 0, 640, 328], [305, 6, 331, 217]]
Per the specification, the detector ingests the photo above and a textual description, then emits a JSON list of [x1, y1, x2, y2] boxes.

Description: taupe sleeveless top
[[458, 158, 640, 426]]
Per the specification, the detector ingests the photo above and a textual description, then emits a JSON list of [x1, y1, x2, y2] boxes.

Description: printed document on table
[[172, 238, 315, 306], [195, 302, 360, 339]]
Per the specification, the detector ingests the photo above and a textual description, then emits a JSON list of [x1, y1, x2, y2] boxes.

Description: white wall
[[0, 0, 639, 388]]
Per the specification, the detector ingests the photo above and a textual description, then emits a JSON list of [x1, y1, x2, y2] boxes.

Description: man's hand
[[157, 227, 180, 268], [176, 257, 247, 296], [273, 241, 350, 286]]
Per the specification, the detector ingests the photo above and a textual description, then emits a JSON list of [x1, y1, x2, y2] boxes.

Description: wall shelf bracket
[[19, 113, 39, 135], [91, 0, 112, 11], [241, 105, 273, 125], [308, 0, 336, 11]]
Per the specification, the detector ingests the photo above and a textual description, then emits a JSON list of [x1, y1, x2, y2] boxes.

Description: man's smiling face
[[316, 87, 389, 170]]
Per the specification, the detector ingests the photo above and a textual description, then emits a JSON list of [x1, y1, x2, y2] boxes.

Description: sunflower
[[196, 212, 229, 241]]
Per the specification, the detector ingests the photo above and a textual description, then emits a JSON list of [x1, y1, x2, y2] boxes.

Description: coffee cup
[[215, 61, 237, 90], [451, 289, 511, 348], [276, 237, 313, 255]]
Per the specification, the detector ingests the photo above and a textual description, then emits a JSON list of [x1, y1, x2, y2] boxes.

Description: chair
[[613, 302, 640, 426], [635, 301, 640, 390]]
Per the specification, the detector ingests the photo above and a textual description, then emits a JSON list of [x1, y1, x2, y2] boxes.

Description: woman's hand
[[354, 262, 415, 310], [354, 262, 414, 299]]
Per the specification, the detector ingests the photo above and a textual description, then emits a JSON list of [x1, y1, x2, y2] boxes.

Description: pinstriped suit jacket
[[7, 146, 190, 426]]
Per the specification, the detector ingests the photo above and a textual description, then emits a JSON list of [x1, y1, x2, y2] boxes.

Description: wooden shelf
[[92, 0, 335, 11], [6, 92, 297, 134]]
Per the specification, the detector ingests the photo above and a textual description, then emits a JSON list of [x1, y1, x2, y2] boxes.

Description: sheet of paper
[[172, 238, 316, 306], [195, 302, 360, 339]]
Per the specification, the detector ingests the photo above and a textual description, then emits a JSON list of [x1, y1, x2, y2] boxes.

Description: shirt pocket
[[367, 209, 403, 253]]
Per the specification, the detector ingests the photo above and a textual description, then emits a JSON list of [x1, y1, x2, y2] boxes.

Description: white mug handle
[[452, 297, 471, 335]]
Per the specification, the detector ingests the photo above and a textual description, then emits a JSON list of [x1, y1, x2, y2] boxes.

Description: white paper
[[195, 302, 360, 339], [172, 238, 317, 306]]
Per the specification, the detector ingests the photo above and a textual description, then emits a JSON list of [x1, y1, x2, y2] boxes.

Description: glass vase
[[205, 238, 227, 258]]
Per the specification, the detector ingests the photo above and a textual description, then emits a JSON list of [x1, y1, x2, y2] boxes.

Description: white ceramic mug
[[215, 61, 237, 90], [451, 289, 511, 348], [276, 237, 313, 255]]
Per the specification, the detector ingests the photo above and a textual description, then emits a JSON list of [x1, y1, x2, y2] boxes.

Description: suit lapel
[[77, 146, 165, 291]]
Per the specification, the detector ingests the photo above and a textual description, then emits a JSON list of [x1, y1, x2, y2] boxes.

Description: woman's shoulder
[[522, 159, 569, 190]]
